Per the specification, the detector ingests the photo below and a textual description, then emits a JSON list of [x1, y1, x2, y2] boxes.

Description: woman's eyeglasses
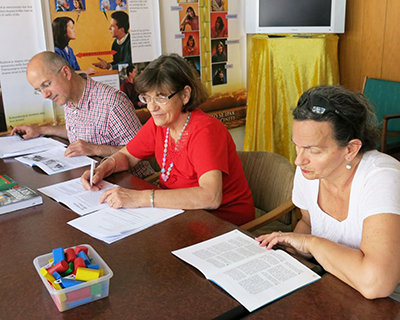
[[138, 89, 181, 105]]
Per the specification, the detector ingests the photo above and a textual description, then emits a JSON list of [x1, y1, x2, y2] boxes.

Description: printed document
[[15, 147, 94, 175], [0, 136, 66, 158], [172, 229, 320, 312], [38, 178, 116, 216], [68, 207, 184, 244]]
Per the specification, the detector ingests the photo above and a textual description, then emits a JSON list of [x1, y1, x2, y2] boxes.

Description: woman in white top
[[257, 85, 400, 301]]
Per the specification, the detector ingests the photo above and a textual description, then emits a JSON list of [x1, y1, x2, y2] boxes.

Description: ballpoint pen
[[89, 159, 95, 186]]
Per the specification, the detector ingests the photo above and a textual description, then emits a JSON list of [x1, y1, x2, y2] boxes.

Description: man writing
[[93, 11, 131, 70], [11, 51, 153, 179]]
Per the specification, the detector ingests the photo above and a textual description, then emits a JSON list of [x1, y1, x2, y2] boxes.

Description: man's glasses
[[138, 89, 182, 105], [33, 66, 63, 95]]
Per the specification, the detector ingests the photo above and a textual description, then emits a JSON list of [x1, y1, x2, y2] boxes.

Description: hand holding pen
[[10, 125, 24, 139]]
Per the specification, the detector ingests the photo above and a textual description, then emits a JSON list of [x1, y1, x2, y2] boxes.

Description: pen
[[9, 125, 24, 139], [89, 159, 95, 187]]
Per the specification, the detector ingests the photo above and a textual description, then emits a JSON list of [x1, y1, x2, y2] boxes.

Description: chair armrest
[[240, 199, 295, 232], [381, 114, 400, 152], [383, 113, 400, 120], [143, 171, 160, 184]]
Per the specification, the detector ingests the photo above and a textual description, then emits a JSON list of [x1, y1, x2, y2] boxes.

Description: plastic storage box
[[33, 244, 113, 312]]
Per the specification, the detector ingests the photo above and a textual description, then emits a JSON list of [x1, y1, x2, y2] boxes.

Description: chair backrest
[[237, 151, 294, 224], [362, 77, 400, 132]]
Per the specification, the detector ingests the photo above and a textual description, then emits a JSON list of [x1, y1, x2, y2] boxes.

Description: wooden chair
[[362, 77, 400, 154], [238, 151, 300, 236]]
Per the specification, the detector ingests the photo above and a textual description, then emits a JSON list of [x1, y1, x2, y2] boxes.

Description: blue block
[[60, 278, 84, 288], [52, 271, 62, 280], [68, 297, 92, 308], [52, 248, 65, 265], [77, 251, 91, 266], [87, 264, 100, 270]]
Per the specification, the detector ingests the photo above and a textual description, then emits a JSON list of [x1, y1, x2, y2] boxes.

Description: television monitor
[[244, 0, 346, 34]]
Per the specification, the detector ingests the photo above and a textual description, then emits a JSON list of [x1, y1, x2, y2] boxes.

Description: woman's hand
[[255, 232, 314, 257], [99, 187, 148, 208]]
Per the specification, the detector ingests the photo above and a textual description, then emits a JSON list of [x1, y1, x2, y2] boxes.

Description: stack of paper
[[40, 177, 184, 243], [38, 178, 116, 216], [68, 207, 184, 243], [0, 136, 66, 158], [15, 147, 94, 175]]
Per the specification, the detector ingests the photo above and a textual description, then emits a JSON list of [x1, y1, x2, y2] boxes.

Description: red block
[[74, 245, 88, 255], [64, 248, 76, 262], [73, 257, 86, 275], [47, 260, 69, 275]]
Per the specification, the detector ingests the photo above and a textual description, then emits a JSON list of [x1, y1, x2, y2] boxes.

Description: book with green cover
[[0, 174, 18, 190], [0, 185, 43, 215]]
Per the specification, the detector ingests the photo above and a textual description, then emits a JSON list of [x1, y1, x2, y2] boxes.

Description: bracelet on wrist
[[150, 189, 154, 208]]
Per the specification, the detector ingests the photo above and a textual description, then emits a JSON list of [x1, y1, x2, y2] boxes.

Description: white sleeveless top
[[292, 150, 400, 300]]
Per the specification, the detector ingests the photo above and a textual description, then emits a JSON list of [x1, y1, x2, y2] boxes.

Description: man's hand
[[92, 58, 111, 70], [10, 125, 42, 139], [64, 139, 98, 157]]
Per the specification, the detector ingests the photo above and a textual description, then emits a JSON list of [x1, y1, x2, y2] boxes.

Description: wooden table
[[1, 157, 399, 320], [0, 158, 241, 319]]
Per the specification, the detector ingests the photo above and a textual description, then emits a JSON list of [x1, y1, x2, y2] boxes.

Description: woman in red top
[[81, 54, 254, 225]]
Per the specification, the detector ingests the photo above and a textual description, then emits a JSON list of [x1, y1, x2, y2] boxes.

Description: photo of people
[[179, 4, 200, 32], [55, 0, 70, 11], [52, 17, 95, 74], [92, 11, 131, 70], [119, 64, 146, 109], [55, 0, 86, 12], [211, 0, 226, 12], [211, 39, 227, 63], [185, 56, 201, 77], [100, 0, 127, 11], [211, 12, 228, 39], [178, 0, 198, 3], [182, 32, 200, 57], [212, 63, 227, 86], [72, 0, 85, 11]]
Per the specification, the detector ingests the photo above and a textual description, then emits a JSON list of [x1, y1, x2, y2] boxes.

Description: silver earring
[[346, 164, 352, 170]]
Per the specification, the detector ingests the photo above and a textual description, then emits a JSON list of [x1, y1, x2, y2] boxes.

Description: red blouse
[[127, 109, 254, 225]]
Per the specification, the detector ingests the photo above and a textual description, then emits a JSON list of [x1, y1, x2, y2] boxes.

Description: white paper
[[15, 147, 94, 175], [38, 178, 116, 215], [0, 136, 65, 158], [68, 207, 184, 244], [172, 230, 321, 312]]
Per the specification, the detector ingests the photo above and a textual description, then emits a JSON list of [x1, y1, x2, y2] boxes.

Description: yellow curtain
[[244, 34, 340, 164]]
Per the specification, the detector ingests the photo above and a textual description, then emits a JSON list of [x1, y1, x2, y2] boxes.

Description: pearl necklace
[[161, 112, 191, 182]]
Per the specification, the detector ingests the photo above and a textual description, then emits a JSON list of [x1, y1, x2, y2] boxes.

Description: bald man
[[12, 51, 154, 179]]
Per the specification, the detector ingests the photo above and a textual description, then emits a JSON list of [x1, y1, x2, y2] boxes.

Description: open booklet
[[0, 135, 66, 158], [15, 146, 94, 175], [39, 177, 184, 243], [172, 229, 321, 312]]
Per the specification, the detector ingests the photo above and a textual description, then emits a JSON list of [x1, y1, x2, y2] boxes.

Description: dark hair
[[74, 0, 84, 10], [215, 16, 224, 32], [186, 6, 196, 18], [186, 35, 195, 47], [135, 54, 208, 112], [126, 64, 136, 75], [52, 17, 74, 49], [111, 11, 129, 33], [293, 85, 380, 153]]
